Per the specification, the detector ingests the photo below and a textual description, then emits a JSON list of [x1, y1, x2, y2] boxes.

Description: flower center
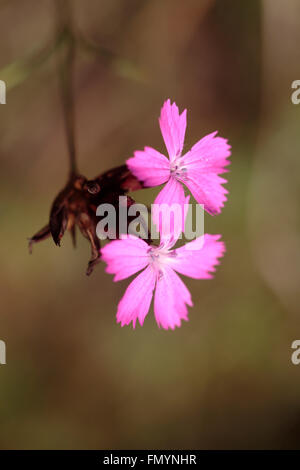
[[148, 246, 177, 274], [170, 159, 187, 180]]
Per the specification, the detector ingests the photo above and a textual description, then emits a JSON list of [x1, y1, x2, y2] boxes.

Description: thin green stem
[[55, 0, 78, 176]]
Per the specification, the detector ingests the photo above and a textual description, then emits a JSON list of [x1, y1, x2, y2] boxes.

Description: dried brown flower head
[[29, 165, 145, 275]]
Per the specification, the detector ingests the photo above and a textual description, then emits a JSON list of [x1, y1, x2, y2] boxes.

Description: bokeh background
[[0, 0, 300, 449]]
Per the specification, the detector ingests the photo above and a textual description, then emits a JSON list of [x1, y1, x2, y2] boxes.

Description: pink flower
[[127, 99, 231, 216], [101, 231, 225, 330]]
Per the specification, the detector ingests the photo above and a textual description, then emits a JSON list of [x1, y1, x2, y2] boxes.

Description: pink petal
[[154, 266, 193, 330], [181, 131, 231, 173], [171, 234, 225, 279], [101, 236, 150, 281], [152, 178, 187, 246], [126, 147, 170, 187], [180, 131, 231, 215], [183, 171, 228, 216], [117, 266, 156, 328], [159, 99, 187, 161]]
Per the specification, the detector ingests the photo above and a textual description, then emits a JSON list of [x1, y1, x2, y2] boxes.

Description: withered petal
[[28, 224, 51, 254], [50, 205, 68, 246]]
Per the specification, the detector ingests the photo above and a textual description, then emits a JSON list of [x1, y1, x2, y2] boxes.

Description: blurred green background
[[0, 0, 300, 449]]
